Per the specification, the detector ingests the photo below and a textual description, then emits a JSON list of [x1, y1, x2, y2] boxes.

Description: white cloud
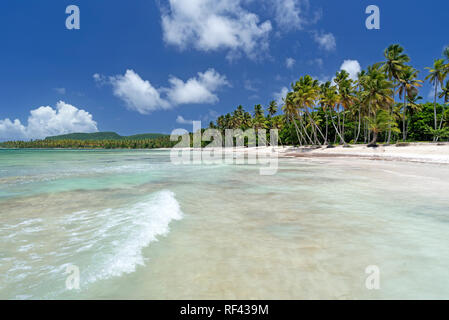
[[271, 0, 320, 31], [0, 101, 98, 141], [110, 70, 171, 114], [93, 73, 108, 86], [176, 115, 194, 125], [53, 88, 66, 95], [166, 69, 230, 105], [313, 31, 336, 51], [160, 0, 272, 60], [339, 60, 361, 81], [286, 57, 296, 69], [273, 86, 289, 106], [107, 69, 229, 114]]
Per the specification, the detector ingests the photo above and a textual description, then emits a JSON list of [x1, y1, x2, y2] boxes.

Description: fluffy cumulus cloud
[[165, 69, 230, 105], [0, 101, 98, 141], [286, 57, 296, 69], [106, 69, 229, 115], [160, 0, 272, 60], [313, 31, 336, 51], [340, 60, 361, 81], [271, 0, 321, 31], [110, 70, 171, 115]]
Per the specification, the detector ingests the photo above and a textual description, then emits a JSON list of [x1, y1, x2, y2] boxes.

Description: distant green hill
[[125, 133, 167, 140], [45, 132, 167, 141]]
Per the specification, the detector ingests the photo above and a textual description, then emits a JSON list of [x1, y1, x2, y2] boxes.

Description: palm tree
[[354, 70, 369, 143], [267, 100, 278, 117], [440, 80, 449, 104], [292, 75, 326, 145], [282, 92, 305, 146], [425, 59, 447, 140], [335, 70, 357, 145], [360, 65, 394, 146], [437, 80, 449, 135], [397, 66, 423, 141], [320, 81, 341, 145], [253, 104, 264, 118], [379, 44, 410, 144], [243, 112, 252, 129], [367, 109, 400, 146]]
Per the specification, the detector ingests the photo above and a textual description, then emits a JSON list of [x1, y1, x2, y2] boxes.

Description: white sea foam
[[72, 190, 184, 285]]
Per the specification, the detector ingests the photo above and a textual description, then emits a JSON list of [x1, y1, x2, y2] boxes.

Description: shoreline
[[277, 143, 449, 165], [2, 143, 449, 165], [225, 143, 449, 165]]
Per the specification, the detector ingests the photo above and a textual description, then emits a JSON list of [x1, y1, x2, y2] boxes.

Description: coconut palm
[[379, 44, 410, 143], [253, 104, 264, 118], [366, 109, 400, 146], [267, 100, 278, 117], [425, 59, 447, 140], [336, 71, 357, 144], [320, 81, 341, 144], [397, 66, 423, 141], [360, 65, 394, 146], [440, 80, 449, 104], [292, 75, 326, 145], [282, 92, 305, 146]]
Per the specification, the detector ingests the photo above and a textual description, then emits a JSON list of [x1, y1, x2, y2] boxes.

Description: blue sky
[[0, 0, 448, 140]]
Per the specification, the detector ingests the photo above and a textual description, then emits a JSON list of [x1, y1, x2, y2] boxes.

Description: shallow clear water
[[0, 149, 448, 299]]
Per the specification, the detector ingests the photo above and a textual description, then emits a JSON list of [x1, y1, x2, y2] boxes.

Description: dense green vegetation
[[45, 131, 166, 141], [0, 135, 176, 149], [0, 131, 175, 149], [208, 44, 449, 147]]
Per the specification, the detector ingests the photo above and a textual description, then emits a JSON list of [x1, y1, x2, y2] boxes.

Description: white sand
[[278, 143, 449, 164], [161, 143, 449, 164]]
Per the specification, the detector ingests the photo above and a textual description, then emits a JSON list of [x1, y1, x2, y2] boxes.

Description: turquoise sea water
[[1, 149, 449, 299]]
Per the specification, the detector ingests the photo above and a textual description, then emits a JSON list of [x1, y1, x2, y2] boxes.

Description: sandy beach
[[224, 143, 449, 165]]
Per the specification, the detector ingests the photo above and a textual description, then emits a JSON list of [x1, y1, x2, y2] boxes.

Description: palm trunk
[[369, 131, 378, 146], [291, 116, 304, 146], [329, 109, 346, 144], [433, 80, 438, 142], [387, 96, 394, 144], [402, 92, 407, 142], [305, 110, 325, 145], [325, 112, 329, 145], [298, 115, 313, 145], [355, 108, 361, 144]]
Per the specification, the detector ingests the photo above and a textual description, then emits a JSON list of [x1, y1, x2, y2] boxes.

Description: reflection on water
[[0, 149, 448, 299]]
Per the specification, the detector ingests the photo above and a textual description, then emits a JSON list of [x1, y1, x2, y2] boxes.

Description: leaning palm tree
[[379, 44, 410, 144], [320, 81, 342, 145], [366, 109, 400, 146], [425, 59, 447, 140], [360, 65, 394, 146], [397, 66, 423, 141], [293, 75, 326, 145], [437, 80, 449, 134], [282, 92, 305, 146], [440, 80, 449, 104]]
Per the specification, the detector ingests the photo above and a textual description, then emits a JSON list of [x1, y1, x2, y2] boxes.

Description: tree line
[[0, 136, 178, 149]]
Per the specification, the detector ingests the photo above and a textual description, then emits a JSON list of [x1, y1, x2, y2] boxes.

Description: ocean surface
[[0, 149, 448, 299]]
